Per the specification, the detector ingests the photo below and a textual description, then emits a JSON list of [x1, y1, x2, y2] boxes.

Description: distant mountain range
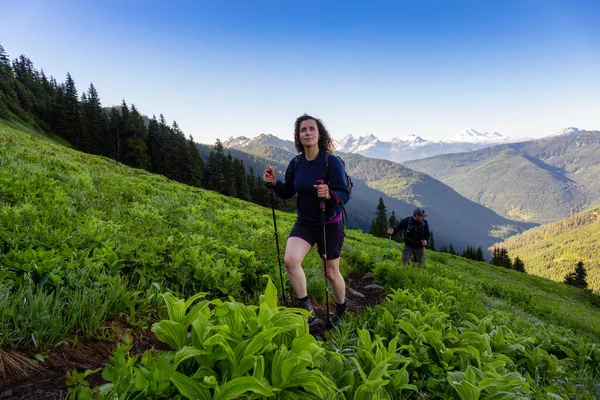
[[224, 128, 531, 163], [405, 130, 600, 224]]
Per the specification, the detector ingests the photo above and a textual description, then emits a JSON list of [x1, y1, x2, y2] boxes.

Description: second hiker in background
[[263, 114, 350, 328], [388, 208, 430, 267]]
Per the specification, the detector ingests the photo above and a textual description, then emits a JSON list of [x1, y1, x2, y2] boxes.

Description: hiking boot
[[329, 302, 348, 328], [298, 297, 321, 327], [334, 301, 348, 318]]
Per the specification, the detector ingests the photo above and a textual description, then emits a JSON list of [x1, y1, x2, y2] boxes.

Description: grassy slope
[[495, 206, 600, 292], [1, 119, 599, 345]]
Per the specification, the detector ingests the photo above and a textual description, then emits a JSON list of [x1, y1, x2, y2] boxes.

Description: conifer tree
[[57, 73, 81, 145], [247, 167, 257, 201], [186, 135, 204, 187], [475, 247, 484, 261], [448, 243, 456, 255], [80, 83, 108, 154], [512, 256, 526, 273], [124, 104, 150, 169], [108, 106, 122, 161], [369, 197, 388, 238], [564, 261, 588, 289], [253, 174, 269, 206], [147, 115, 160, 172], [234, 159, 250, 200], [491, 247, 501, 266], [223, 153, 236, 196], [499, 248, 512, 269]]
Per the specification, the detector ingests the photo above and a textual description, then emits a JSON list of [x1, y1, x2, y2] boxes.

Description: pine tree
[[154, 114, 170, 174], [512, 256, 526, 273], [247, 167, 257, 201], [461, 246, 473, 259], [369, 197, 388, 238], [223, 153, 236, 196], [491, 247, 501, 266], [124, 104, 150, 169], [212, 139, 227, 194], [234, 159, 250, 200], [80, 83, 108, 154], [448, 243, 456, 255], [574, 261, 588, 289], [564, 261, 588, 289], [475, 247, 484, 261], [57, 73, 81, 145], [147, 116, 160, 172], [186, 135, 204, 187], [499, 249, 512, 269], [0, 44, 10, 73], [168, 121, 188, 181], [0, 45, 16, 119], [108, 106, 122, 161], [205, 151, 219, 191], [253, 174, 269, 206]]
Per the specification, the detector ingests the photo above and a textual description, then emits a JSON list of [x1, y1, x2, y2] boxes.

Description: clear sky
[[2, 0, 599, 145]]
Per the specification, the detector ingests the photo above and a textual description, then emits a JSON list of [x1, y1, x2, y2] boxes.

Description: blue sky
[[2, 0, 599, 145]]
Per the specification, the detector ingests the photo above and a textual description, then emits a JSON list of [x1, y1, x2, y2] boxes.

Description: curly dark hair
[[293, 114, 335, 154]]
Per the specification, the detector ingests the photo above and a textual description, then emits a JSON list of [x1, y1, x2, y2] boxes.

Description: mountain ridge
[[405, 130, 600, 224], [223, 127, 547, 163]]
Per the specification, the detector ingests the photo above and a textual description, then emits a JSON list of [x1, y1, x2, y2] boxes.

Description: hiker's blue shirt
[[274, 150, 350, 224]]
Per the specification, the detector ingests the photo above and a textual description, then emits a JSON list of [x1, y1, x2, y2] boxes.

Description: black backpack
[[292, 152, 353, 224]]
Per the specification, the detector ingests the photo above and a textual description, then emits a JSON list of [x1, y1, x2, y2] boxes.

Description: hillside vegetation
[[2, 120, 600, 398], [405, 132, 600, 224], [495, 206, 600, 292]]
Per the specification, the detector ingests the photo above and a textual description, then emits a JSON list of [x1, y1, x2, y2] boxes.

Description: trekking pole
[[317, 180, 331, 330], [266, 181, 287, 304]]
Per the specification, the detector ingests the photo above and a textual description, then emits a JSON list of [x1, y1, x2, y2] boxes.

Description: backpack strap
[[290, 154, 302, 182], [324, 152, 349, 229]]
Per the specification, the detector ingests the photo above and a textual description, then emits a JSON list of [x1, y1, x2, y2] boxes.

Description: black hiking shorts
[[290, 219, 345, 259]]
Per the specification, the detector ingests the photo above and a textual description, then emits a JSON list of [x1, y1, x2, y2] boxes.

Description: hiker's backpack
[[291, 153, 353, 225]]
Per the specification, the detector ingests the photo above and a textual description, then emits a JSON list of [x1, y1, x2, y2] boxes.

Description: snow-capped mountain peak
[[392, 134, 427, 144], [445, 128, 507, 144], [552, 127, 584, 137]]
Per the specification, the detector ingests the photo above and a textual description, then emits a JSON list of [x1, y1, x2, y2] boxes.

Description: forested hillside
[[495, 206, 600, 292]]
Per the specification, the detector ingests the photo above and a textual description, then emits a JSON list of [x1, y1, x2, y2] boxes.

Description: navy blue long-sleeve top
[[274, 150, 350, 223]]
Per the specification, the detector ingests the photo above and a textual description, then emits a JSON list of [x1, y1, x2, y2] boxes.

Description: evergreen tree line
[[439, 245, 485, 261], [493, 246, 589, 290], [368, 197, 435, 251], [0, 45, 294, 212], [490, 247, 525, 272]]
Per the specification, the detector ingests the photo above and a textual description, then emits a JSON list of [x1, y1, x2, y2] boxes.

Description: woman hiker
[[263, 114, 350, 327]]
